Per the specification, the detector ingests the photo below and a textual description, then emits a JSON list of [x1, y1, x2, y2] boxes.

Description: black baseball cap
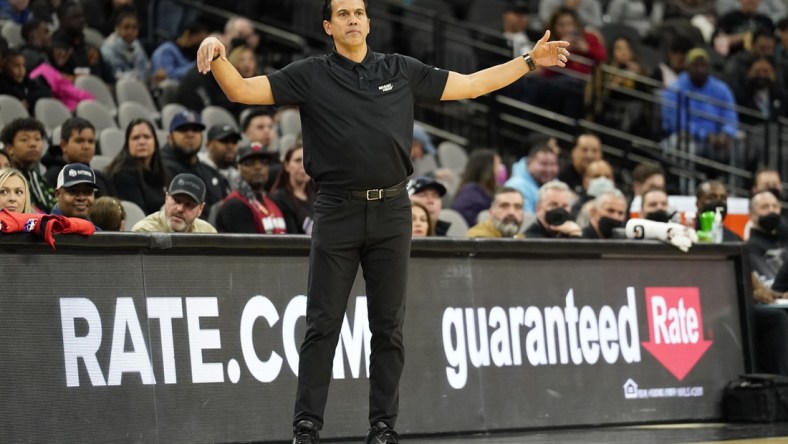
[[407, 176, 447, 197], [207, 124, 241, 142], [237, 142, 277, 163], [56, 163, 99, 189], [168, 173, 206, 204]]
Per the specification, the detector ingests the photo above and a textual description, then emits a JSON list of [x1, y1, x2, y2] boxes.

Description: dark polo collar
[[329, 46, 377, 70]]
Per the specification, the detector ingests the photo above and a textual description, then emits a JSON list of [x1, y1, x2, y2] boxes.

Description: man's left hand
[[530, 30, 570, 68]]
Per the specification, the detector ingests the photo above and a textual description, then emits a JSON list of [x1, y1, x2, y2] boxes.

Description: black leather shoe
[[293, 420, 319, 444], [364, 421, 399, 444]]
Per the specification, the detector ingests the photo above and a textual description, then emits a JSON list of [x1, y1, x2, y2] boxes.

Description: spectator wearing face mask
[[695, 180, 741, 242], [582, 189, 627, 239], [748, 190, 788, 284], [524, 180, 581, 238], [640, 188, 675, 223]]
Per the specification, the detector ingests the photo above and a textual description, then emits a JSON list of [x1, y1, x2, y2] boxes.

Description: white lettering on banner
[[333, 297, 372, 379], [651, 296, 699, 344], [60, 298, 106, 387], [282, 295, 306, 375], [107, 298, 155, 385], [186, 297, 224, 384], [442, 288, 641, 389], [240, 296, 283, 383], [146, 297, 183, 384], [58, 295, 373, 387]]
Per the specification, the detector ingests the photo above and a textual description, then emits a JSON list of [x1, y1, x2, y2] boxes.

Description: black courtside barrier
[[0, 233, 755, 443]]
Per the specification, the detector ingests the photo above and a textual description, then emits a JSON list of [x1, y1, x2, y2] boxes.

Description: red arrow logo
[[641, 287, 712, 381]]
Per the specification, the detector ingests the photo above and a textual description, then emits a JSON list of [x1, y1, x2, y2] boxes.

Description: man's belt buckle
[[366, 189, 383, 200]]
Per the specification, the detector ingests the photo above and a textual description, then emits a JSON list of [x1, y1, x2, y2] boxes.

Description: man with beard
[[467, 187, 525, 238], [695, 180, 741, 242], [152, 21, 210, 81], [661, 48, 738, 164], [199, 124, 242, 190], [505, 142, 559, 213], [582, 189, 627, 239], [524, 181, 582, 238], [161, 110, 230, 210], [132, 173, 216, 233], [215, 142, 286, 234]]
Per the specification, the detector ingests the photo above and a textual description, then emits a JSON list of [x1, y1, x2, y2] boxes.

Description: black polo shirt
[[267, 48, 449, 189]]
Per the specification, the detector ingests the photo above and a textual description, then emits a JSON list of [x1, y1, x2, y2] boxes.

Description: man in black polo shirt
[[196, 1, 570, 442]]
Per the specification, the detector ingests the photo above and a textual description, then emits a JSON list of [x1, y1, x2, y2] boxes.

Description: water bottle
[[712, 208, 724, 244], [698, 211, 715, 243]]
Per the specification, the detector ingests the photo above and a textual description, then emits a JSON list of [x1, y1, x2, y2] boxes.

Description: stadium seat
[[0, 95, 30, 123], [99, 127, 125, 159], [120, 200, 146, 231], [201, 105, 239, 131], [76, 100, 118, 134], [35, 98, 72, 137], [161, 103, 187, 132], [116, 77, 160, 121], [438, 208, 469, 237], [119, 101, 155, 130], [75, 74, 117, 117]]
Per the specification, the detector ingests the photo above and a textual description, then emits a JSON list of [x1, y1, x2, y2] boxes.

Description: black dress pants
[[293, 187, 412, 430]]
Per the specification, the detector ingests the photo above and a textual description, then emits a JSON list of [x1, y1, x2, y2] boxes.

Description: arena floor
[[302, 423, 788, 443], [401, 423, 788, 444]]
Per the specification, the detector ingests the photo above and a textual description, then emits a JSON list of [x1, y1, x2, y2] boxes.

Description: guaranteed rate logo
[[641, 287, 712, 381], [442, 286, 714, 389], [442, 288, 642, 389]]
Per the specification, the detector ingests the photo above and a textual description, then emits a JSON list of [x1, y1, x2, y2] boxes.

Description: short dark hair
[[631, 162, 664, 184], [755, 167, 781, 181], [60, 117, 95, 144], [21, 18, 46, 42], [641, 187, 667, 206], [695, 180, 726, 199], [111, 5, 138, 28], [181, 21, 209, 37], [56, 0, 81, 19], [778, 18, 788, 31], [322, 0, 369, 21], [1, 48, 22, 61], [527, 143, 555, 159], [242, 106, 275, 132], [0, 117, 46, 145]]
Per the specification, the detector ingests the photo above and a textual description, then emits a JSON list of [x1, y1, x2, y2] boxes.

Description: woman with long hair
[[0, 167, 34, 213], [411, 201, 434, 237], [451, 148, 501, 227], [270, 144, 316, 234], [104, 118, 168, 215]]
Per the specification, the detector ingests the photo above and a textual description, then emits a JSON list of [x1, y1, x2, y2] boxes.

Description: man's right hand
[[549, 221, 582, 237], [197, 37, 226, 74]]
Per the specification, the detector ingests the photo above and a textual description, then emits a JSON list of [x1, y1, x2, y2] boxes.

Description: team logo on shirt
[[378, 83, 393, 92]]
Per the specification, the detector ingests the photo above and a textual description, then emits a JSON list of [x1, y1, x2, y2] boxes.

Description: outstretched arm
[[196, 37, 275, 105], [441, 31, 570, 101]]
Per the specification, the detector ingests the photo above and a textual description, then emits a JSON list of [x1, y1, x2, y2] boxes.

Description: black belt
[[348, 180, 407, 200]]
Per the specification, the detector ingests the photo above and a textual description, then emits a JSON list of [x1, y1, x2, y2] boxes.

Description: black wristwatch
[[522, 52, 537, 71]]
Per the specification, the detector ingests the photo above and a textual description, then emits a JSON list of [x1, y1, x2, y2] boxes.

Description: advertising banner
[[0, 237, 749, 443]]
